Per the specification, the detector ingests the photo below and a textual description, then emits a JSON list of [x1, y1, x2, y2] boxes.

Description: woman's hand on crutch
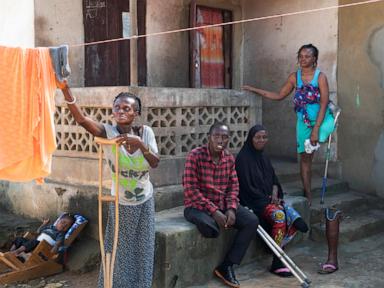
[[115, 134, 142, 152], [57, 80, 106, 138]]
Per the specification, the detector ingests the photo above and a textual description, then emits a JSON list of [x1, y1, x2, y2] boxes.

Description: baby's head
[[55, 214, 75, 232]]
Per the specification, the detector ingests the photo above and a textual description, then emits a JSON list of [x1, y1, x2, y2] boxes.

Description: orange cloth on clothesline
[[0, 46, 57, 183]]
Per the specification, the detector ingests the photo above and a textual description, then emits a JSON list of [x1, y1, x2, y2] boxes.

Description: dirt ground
[[3, 231, 384, 288], [2, 268, 99, 288]]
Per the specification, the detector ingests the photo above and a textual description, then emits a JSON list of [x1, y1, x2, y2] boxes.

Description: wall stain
[[368, 25, 384, 198], [368, 25, 384, 89], [54, 187, 67, 196]]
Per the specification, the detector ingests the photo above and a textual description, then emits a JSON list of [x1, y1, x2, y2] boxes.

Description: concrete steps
[[309, 190, 383, 224], [155, 185, 185, 212], [309, 189, 384, 243], [1, 158, 369, 288], [163, 189, 384, 287], [154, 158, 345, 212], [151, 159, 347, 287], [153, 196, 309, 288], [154, 176, 348, 212], [270, 157, 341, 182], [311, 208, 384, 243], [282, 177, 349, 198]]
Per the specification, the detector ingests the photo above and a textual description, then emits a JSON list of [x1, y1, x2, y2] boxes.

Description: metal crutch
[[257, 225, 311, 287], [96, 137, 120, 288], [320, 104, 341, 205]]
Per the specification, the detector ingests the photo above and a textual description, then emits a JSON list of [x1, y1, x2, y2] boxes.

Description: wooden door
[[83, 0, 146, 86], [190, 4, 232, 88]]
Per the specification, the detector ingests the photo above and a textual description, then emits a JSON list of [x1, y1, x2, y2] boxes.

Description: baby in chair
[[10, 213, 75, 256]]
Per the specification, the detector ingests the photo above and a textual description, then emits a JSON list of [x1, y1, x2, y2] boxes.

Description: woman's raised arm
[[58, 81, 106, 138]]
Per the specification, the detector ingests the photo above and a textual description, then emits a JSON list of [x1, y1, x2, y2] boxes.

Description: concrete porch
[[2, 157, 384, 287], [0, 86, 366, 288]]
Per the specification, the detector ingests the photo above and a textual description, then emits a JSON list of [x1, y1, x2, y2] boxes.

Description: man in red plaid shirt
[[183, 122, 259, 288]]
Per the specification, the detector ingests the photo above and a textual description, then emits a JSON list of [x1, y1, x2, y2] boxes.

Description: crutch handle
[[99, 195, 117, 202], [95, 137, 119, 145]]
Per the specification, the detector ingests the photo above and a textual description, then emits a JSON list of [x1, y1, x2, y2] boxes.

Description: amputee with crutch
[[95, 137, 120, 288]]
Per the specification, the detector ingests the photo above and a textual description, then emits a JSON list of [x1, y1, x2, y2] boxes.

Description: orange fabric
[[0, 46, 57, 182]]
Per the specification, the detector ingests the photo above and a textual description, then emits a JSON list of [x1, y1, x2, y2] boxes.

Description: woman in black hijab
[[235, 125, 308, 277]]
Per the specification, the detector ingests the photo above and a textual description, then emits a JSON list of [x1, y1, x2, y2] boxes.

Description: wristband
[[64, 95, 76, 105]]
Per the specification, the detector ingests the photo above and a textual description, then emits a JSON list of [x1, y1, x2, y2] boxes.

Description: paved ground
[[191, 232, 384, 288], [3, 231, 384, 288]]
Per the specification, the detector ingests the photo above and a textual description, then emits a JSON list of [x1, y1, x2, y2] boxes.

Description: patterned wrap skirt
[[98, 197, 155, 288], [262, 203, 301, 247]]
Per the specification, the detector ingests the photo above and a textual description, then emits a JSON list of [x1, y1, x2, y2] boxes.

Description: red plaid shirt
[[183, 145, 239, 214]]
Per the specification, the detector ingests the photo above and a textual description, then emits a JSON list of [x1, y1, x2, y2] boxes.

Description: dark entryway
[[83, 0, 146, 86]]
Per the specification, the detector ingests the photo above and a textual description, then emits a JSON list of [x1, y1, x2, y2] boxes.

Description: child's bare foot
[[10, 247, 25, 256]]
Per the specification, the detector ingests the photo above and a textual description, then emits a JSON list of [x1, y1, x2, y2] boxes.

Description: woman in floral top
[[242, 44, 335, 205]]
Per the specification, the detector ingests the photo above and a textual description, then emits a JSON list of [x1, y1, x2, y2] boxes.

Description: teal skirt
[[296, 103, 335, 153]]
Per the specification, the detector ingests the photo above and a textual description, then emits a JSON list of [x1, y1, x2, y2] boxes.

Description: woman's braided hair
[[113, 92, 142, 115]]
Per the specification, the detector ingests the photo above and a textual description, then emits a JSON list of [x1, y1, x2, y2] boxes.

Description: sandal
[[318, 263, 338, 274], [270, 267, 294, 278]]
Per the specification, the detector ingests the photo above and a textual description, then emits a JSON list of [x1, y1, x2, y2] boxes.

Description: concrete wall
[[33, 0, 243, 88], [0, 0, 35, 47], [146, 0, 243, 88], [241, 0, 338, 159], [51, 86, 260, 186], [0, 86, 261, 238], [338, 0, 384, 196], [34, 0, 85, 87]]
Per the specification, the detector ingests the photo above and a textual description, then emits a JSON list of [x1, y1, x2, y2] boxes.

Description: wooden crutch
[[95, 137, 120, 288]]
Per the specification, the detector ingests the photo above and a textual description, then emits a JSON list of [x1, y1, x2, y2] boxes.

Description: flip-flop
[[270, 267, 294, 278], [318, 263, 339, 274]]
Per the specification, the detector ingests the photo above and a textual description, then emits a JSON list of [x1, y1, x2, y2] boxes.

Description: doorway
[[190, 5, 232, 88], [83, 0, 147, 86]]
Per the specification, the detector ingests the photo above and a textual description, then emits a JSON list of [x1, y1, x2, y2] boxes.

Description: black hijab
[[235, 125, 283, 215]]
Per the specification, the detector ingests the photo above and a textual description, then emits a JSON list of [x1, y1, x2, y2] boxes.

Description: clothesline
[[71, 0, 383, 48]]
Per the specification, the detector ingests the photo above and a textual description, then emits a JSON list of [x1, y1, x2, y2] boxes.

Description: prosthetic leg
[[318, 208, 341, 274], [95, 137, 120, 288]]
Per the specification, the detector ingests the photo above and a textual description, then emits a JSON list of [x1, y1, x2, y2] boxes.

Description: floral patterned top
[[293, 68, 321, 127]]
